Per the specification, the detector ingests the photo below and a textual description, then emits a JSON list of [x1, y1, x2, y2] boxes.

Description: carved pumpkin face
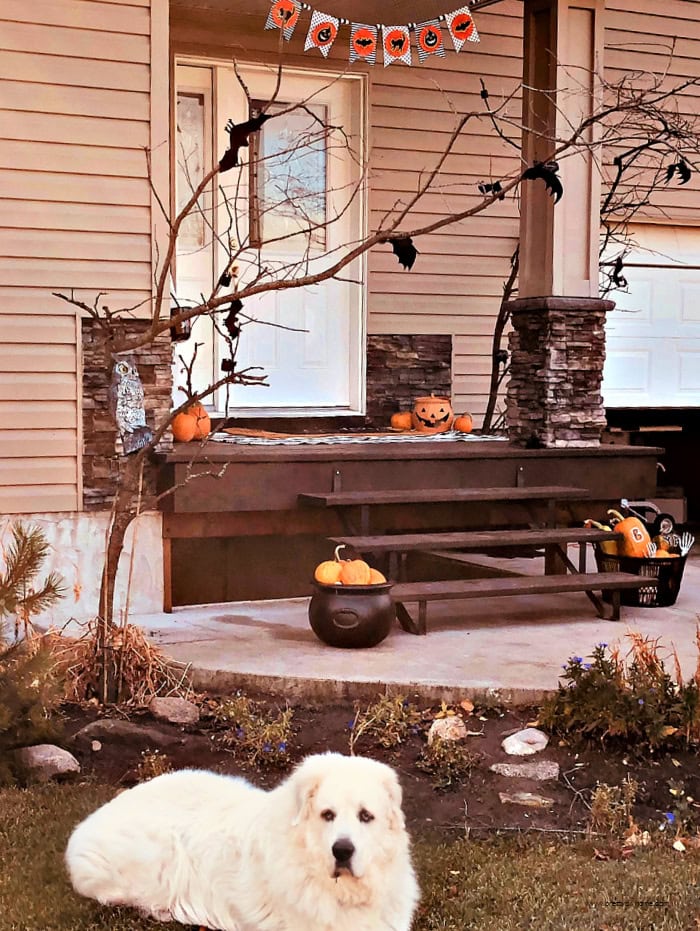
[[411, 396, 454, 434]]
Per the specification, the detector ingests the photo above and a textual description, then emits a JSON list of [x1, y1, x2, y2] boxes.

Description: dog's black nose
[[332, 838, 355, 863]]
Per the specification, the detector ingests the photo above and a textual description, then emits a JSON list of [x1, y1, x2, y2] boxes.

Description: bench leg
[[610, 589, 621, 621], [395, 601, 427, 636]]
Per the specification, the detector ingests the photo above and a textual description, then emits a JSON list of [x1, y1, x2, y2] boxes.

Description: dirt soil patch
[[61, 693, 699, 839]]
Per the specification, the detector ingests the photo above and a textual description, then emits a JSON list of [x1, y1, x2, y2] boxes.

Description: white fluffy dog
[[65, 752, 419, 931]]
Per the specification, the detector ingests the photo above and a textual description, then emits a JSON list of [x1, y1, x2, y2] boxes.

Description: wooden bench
[[301, 483, 650, 629], [299, 485, 591, 534], [391, 573, 657, 633]]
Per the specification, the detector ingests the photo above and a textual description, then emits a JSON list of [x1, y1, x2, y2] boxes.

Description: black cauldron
[[308, 581, 395, 648]]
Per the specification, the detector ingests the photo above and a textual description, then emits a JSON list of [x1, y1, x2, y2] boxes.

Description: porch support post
[[507, 0, 611, 449], [519, 0, 604, 298]]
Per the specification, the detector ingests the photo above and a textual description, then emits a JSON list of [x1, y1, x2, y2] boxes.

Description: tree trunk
[[482, 250, 519, 435]]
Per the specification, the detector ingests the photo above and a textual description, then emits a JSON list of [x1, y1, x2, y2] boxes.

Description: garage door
[[603, 225, 700, 408]]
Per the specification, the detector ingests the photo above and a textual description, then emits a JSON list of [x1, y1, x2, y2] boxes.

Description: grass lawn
[[1, 783, 699, 931]]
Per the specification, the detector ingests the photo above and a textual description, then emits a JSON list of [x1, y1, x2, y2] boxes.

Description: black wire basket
[[594, 546, 688, 608]]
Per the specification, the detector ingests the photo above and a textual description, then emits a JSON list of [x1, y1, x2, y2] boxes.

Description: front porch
[[161, 436, 661, 606], [135, 551, 700, 703]]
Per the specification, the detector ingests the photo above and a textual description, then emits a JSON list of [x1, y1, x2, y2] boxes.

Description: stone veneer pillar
[[505, 296, 614, 448]]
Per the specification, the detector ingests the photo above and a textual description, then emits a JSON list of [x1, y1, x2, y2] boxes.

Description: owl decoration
[[108, 356, 153, 455]]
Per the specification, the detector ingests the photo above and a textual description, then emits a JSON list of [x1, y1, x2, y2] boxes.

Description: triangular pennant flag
[[445, 6, 480, 51], [414, 20, 446, 62], [350, 23, 378, 64], [381, 25, 411, 66], [304, 9, 339, 57], [265, 0, 301, 40]]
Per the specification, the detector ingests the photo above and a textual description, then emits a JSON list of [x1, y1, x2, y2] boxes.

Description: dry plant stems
[[540, 626, 700, 753], [416, 736, 480, 791], [49, 57, 700, 657], [213, 694, 294, 768], [348, 695, 421, 755], [588, 777, 639, 837], [63, 618, 192, 707]]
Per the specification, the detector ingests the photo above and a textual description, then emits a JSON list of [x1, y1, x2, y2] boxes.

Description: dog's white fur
[[65, 752, 419, 931]]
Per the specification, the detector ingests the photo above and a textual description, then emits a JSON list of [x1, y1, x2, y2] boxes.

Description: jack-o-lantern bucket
[[411, 395, 454, 434]]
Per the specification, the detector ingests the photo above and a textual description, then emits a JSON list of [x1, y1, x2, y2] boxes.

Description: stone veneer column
[[505, 296, 614, 448]]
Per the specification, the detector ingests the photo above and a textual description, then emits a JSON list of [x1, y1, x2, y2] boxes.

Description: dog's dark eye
[[321, 809, 336, 822], [358, 809, 374, 823]]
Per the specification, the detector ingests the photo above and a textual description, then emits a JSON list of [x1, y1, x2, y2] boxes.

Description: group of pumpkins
[[171, 403, 211, 443], [587, 509, 680, 559], [314, 545, 387, 586]]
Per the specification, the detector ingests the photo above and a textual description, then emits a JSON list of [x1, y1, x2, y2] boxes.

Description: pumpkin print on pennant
[[411, 395, 455, 434]]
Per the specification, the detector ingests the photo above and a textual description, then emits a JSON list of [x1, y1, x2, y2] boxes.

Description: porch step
[[299, 484, 590, 508], [392, 572, 656, 634], [330, 527, 616, 554]]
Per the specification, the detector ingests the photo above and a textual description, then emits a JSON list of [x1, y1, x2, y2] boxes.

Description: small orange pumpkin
[[390, 411, 413, 431], [339, 558, 372, 585], [453, 413, 473, 433], [188, 402, 211, 439], [172, 411, 197, 442], [314, 559, 343, 584], [608, 509, 651, 558], [368, 568, 387, 584]]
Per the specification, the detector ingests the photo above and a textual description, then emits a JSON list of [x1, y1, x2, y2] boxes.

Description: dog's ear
[[289, 757, 324, 826], [382, 768, 405, 832]]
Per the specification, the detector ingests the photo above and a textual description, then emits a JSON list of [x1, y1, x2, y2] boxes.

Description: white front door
[[175, 62, 366, 417], [603, 225, 700, 408]]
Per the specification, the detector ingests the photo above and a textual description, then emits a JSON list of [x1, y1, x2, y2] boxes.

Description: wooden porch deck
[[160, 438, 662, 607]]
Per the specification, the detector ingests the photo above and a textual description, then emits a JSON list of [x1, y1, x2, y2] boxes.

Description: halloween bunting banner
[[264, 2, 480, 63]]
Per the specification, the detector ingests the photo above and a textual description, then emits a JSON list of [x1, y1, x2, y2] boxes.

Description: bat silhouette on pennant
[[389, 236, 418, 270], [665, 159, 692, 185], [522, 161, 563, 203], [219, 114, 270, 172]]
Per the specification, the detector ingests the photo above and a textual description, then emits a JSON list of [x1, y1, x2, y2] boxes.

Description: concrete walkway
[[133, 554, 700, 705]]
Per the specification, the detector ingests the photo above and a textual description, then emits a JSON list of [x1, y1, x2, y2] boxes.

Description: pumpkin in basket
[[608, 509, 651, 558]]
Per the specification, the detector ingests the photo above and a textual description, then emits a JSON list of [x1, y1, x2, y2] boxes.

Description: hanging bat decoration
[[108, 356, 153, 455], [224, 299, 243, 339], [611, 255, 628, 289], [389, 236, 418, 270], [522, 160, 563, 203], [478, 180, 505, 200], [219, 114, 270, 173], [217, 261, 239, 290], [665, 159, 692, 185]]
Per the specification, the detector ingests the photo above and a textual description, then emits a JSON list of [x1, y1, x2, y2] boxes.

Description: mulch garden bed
[[60, 694, 700, 840]]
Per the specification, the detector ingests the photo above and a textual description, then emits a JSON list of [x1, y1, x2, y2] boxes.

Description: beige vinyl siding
[[0, 0, 164, 513], [367, 2, 522, 423], [603, 0, 700, 225]]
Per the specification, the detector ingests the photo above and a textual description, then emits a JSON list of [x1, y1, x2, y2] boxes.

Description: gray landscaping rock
[[428, 716, 468, 744], [15, 744, 80, 782], [148, 696, 200, 726], [502, 727, 549, 756], [71, 719, 183, 750], [499, 791, 554, 808], [490, 760, 560, 781]]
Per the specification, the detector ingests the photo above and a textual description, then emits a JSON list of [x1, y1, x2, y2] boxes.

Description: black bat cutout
[[389, 237, 418, 270], [478, 180, 505, 200], [454, 19, 472, 33], [224, 299, 243, 338], [354, 37, 374, 48], [612, 255, 628, 289], [219, 114, 270, 173], [665, 159, 692, 185], [218, 270, 232, 288], [522, 161, 563, 203]]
